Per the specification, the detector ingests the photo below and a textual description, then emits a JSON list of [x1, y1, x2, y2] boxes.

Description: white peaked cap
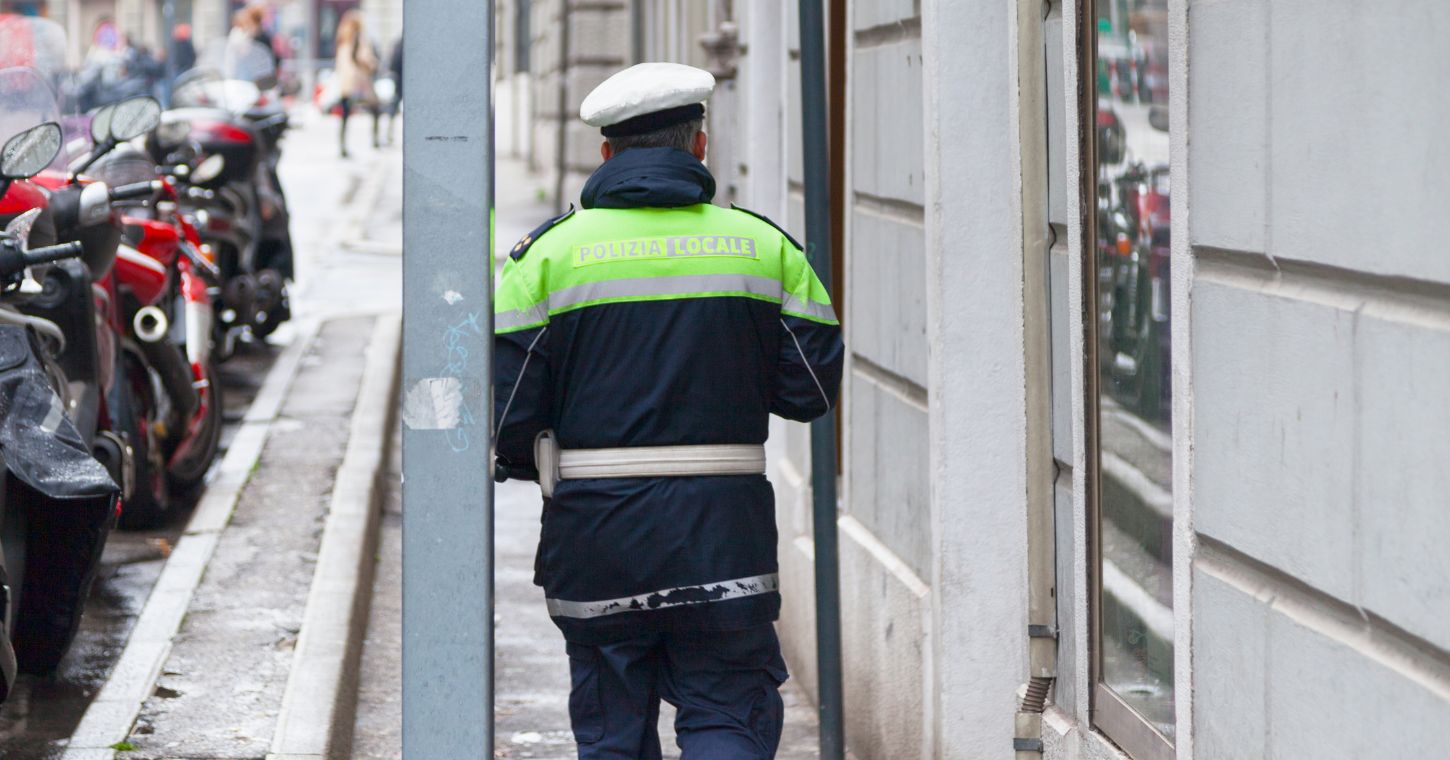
[[579, 62, 716, 132]]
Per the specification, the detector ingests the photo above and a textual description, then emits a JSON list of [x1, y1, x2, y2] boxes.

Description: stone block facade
[[499, 0, 1450, 756]]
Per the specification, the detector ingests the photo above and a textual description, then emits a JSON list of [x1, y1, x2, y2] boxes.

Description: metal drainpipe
[[1014, 0, 1057, 756], [797, 1, 844, 758], [630, 0, 644, 64], [302, 0, 319, 106]]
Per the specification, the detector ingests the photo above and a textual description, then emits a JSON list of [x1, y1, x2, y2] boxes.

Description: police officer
[[493, 62, 843, 759]]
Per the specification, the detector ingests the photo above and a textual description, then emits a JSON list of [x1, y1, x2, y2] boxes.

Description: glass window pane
[[1093, 0, 1174, 747]]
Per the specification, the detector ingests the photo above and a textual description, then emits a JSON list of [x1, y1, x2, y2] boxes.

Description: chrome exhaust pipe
[[134, 305, 170, 343], [184, 298, 213, 367]]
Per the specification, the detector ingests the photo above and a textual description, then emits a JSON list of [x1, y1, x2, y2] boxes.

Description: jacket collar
[[580, 147, 717, 210]]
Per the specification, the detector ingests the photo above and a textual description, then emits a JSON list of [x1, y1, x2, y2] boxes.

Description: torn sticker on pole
[[402, 377, 464, 430]]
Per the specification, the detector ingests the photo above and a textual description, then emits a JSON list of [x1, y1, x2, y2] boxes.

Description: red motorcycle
[[43, 96, 226, 527]]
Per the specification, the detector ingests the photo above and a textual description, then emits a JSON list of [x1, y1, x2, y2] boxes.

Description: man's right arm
[[493, 255, 551, 480]]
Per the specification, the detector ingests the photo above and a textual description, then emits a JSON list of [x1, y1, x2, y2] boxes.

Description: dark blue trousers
[[565, 624, 789, 759]]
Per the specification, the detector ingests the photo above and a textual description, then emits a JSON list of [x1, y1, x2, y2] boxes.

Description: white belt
[[535, 431, 764, 497]]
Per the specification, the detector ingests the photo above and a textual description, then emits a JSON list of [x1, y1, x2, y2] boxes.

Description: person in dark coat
[[245, 5, 281, 71], [493, 62, 843, 759], [169, 23, 196, 76], [385, 36, 401, 145]]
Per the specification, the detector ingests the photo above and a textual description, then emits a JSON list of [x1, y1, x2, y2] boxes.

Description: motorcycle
[[154, 38, 293, 348], [48, 96, 227, 527], [0, 121, 121, 700], [1096, 158, 1172, 423]]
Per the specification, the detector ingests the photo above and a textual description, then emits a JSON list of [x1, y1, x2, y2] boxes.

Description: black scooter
[[0, 124, 121, 701]]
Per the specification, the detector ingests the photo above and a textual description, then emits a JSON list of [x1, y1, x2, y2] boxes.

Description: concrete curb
[[62, 319, 325, 758], [266, 314, 402, 760]]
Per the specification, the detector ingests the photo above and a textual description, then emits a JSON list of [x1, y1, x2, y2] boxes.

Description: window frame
[[1077, 0, 1176, 757]]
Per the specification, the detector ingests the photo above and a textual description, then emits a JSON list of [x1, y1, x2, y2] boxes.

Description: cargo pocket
[[747, 647, 789, 755], [565, 642, 605, 744]]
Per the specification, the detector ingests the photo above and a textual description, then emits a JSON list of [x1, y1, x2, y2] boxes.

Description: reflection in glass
[[1094, 0, 1174, 745]]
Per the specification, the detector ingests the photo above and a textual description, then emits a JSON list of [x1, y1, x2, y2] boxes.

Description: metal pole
[[797, 1, 844, 758], [630, 0, 645, 64], [301, 0, 319, 107], [553, 0, 570, 214], [401, 0, 495, 757], [161, 0, 176, 106]]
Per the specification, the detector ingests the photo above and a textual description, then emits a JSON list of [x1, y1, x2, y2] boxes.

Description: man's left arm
[[773, 241, 845, 421]]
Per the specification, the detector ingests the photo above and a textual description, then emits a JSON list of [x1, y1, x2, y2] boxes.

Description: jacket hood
[[580, 147, 716, 210]]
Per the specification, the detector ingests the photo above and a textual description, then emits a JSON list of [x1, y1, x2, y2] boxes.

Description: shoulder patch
[[730, 204, 805, 252], [510, 205, 576, 260]]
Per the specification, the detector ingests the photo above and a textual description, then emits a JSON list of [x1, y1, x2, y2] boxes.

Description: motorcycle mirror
[[110, 97, 163, 142], [1, 123, 63, 179], [192, 153, 226, 184], [91, 104, 115, 144]]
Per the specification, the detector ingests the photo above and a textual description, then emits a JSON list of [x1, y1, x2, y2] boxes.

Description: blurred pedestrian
[[245, 4, 281, 70], [170, 23, 196, 76], [122, 38, 164, 100], [385, 35, 401, 145], [332, 10, 379, 157], [228, 7, 258, 49]]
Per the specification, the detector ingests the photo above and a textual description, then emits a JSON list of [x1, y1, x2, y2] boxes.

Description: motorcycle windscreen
[[0, 325, 117, 499]]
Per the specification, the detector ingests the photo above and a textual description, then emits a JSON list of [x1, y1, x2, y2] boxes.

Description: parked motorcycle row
[[0, 17, 293, 702], [1095, 101, 1171, 425]]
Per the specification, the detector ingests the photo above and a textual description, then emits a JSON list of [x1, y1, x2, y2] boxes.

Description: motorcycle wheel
[[250, 298, 290, 340], [249, 270, 289, 340], [9, 476, 116, 675], [167, 359, 224, 492], [116, 353, 173, 531]]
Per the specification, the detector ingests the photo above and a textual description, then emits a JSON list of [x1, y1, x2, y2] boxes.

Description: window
[[1087, 0, 1175, 757]]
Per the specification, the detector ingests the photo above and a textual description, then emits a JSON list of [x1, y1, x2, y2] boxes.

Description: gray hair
[[606, 118, 704, 155]]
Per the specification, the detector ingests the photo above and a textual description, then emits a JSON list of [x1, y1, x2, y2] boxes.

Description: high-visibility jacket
[[493, 147, 843, 643]]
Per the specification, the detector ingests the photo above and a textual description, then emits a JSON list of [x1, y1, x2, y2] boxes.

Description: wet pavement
[[125, 317, 373, 759], [347, 155, 821, 759], [0, 103, 398, 757], [0, 344, 278, 759]]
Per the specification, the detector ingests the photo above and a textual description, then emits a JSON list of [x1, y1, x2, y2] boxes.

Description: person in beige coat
[[333, 9, 379, 157]]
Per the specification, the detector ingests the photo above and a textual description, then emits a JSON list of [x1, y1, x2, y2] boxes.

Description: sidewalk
[[47, 108, 403, 759], [350, 155, 820, 759]]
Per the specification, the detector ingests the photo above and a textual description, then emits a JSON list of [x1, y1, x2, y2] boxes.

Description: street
[[0, 106, 819, 759], [0, 106, 400, 758]]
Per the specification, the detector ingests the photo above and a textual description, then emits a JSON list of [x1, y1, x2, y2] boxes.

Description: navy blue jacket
[[493, 148, 843, 643]]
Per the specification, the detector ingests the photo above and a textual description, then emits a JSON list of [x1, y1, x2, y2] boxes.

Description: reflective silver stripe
[[781, 294, 838, 323], [781, 319, 831, 409], [545, 572, 780, 619], [548, 273, 783, 313], [495, 302, 550, 331]]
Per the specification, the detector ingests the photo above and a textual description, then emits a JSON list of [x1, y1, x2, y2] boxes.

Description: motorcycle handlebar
[[111, 180, 163, 201], [24, 241, 86, 266], [0, 240, 84, 279]]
